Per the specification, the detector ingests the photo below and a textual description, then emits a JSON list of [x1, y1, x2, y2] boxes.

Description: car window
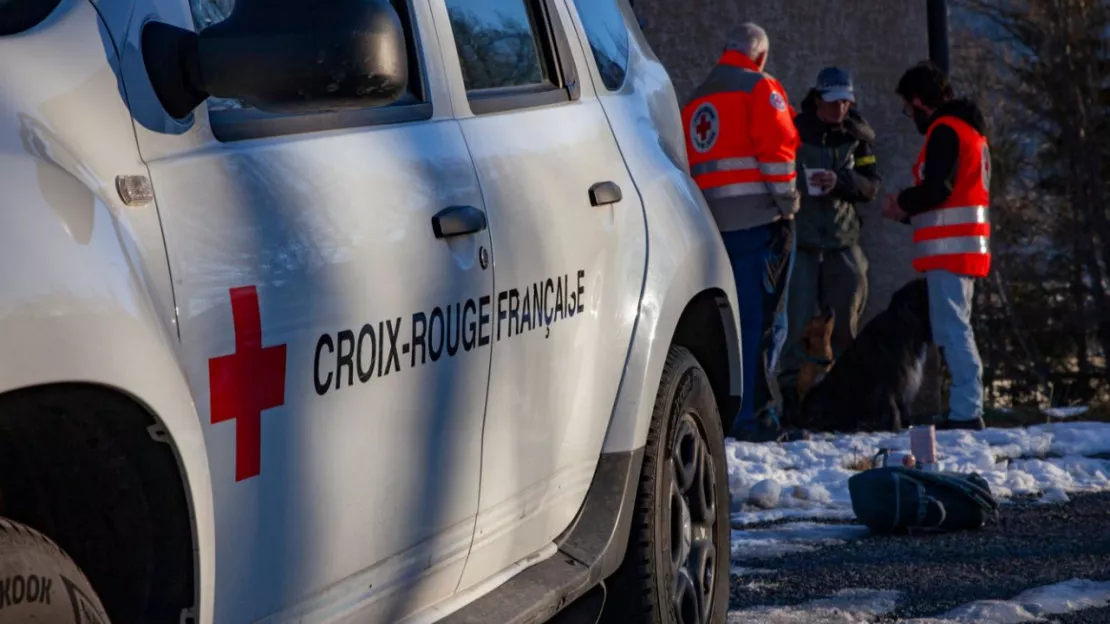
[[570, 0, 629, 91], [443, 0, 546, 91], [568, 0, 630, 90], [187, 0, 424, 113]]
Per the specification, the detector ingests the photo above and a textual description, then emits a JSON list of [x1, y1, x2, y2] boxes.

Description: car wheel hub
[[668, 412, 718, 624]]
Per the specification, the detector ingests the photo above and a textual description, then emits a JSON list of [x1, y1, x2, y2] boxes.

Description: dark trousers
[[779, 244, 870, 380], [720, 220, 795, 436]]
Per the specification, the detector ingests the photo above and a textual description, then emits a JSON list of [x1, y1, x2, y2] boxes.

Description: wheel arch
[[601, 234, 743, 456], [0, 303, 215, 624], [670, 289, 743, 435], [0, 382, 203, 624]]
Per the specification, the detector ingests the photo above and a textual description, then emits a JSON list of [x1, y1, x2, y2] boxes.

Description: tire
[[603, 346, 731, 624], [0, 517, 111, 624]]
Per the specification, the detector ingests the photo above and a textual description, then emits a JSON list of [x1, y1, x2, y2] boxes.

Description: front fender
[[602, 166, 741, 454], [0, 1, 213, 621]]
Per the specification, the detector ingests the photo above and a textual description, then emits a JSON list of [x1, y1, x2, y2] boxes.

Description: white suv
[[0, 1, 743, 623]]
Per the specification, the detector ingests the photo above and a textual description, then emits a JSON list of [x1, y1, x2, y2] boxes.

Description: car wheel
[[0, 517, 111, 624], [603, 345, 731, 624]]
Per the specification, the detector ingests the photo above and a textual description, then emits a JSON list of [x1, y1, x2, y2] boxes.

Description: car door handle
[[431, 205, 488, 239], [589, 181, 623, 206]]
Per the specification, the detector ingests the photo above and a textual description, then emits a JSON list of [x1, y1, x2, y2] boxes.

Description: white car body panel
[[112, 0, 499, 621], [118, 0, 499, 617], [427, 0, 650, 591], [0, 0, 742, 622]]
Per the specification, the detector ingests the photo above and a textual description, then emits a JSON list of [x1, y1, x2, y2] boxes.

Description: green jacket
[[793, 92, 882, 250]]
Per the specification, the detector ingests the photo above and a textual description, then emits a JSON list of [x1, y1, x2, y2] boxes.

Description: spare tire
[[0, 517, 110, 624]]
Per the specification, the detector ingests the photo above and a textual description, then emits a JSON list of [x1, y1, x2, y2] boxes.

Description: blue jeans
[[721, 220, 795, 435], [926, 270, 984, 421]]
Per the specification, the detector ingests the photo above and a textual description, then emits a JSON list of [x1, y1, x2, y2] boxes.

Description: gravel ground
[[729, 491, 1110, 621]]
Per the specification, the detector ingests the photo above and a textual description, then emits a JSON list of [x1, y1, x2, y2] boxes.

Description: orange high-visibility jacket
[[682, 51, 800, 232], [910, 116, 992, 277]]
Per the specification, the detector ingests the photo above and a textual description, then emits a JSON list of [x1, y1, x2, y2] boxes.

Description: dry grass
[[843, 452, 874, 472]]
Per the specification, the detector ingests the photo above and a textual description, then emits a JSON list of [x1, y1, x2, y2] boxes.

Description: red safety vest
[[681, 51, 799, 232], [910, 116, 992, 277]]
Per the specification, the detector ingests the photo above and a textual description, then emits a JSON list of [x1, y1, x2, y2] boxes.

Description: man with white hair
[[682, 22, 803, 442]]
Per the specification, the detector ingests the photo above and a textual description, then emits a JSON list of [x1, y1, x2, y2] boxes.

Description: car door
[[429, 0, 648, 590], [118, 1, 491, 621]]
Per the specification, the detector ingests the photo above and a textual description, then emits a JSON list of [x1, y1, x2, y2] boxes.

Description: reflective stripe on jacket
[[682, 51, 800, 232], [911, 116, 992, 277]]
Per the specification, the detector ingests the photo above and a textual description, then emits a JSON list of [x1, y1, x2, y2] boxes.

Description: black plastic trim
[[440, 447, 644, 624], [211, 101, 433, 142], [431, 205, 488, 239], [588, 181, 623, 207], [540, 0, 580, 101], [467, 86, 569, 116]]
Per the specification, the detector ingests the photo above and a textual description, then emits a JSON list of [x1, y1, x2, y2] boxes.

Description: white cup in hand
[[805, 167, 831, 197]]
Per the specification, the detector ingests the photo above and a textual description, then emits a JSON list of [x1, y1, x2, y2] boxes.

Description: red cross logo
[[208, 286, 287, 482], [690, 102, 718, 153], [695, 115, 713, 143]]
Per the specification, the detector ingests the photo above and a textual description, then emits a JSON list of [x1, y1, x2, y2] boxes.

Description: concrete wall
[[633, 0, 929, 323]]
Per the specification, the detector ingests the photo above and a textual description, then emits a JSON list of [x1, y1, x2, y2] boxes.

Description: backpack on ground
[[848, 466, 1000, 534]]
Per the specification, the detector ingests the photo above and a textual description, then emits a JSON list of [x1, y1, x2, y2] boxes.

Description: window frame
[[190, 0, 434, 143], [445, 0, 581, 116]]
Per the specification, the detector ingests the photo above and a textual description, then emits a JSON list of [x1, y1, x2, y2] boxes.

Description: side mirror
[[143, 0, 409, 119]]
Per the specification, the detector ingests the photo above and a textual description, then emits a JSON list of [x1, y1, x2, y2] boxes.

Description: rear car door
[[119, 1, 492, 621], [429, 0, 648, 590]]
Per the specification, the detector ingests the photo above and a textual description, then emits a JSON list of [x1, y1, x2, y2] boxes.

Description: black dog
[[798, 278, 933, 433]]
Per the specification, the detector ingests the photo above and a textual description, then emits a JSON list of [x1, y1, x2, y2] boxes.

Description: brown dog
[[797, 307, 836, 402]]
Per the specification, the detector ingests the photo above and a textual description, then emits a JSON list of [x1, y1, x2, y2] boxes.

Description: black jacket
[[897, 98, 987, 216], [792, 90, 882, 249]]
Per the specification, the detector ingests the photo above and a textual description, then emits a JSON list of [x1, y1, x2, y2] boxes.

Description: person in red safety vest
[[682, 22, 805, 443], [882, 61, 990, 431]]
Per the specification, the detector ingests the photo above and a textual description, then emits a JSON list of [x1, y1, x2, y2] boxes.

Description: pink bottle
[[910, 425, 938, 471]]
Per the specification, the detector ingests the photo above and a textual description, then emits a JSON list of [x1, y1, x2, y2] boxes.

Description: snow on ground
[[904, 579, 1110, 623], [727, 422, 1110, 528], [727, 579, 1110, 623], [726, 423, 1110, 621], [730, 522, 870, 560]]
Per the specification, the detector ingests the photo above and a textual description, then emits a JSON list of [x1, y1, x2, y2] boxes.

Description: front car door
[[117, 0, 492, 621], [429, 0, 648, 590]]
